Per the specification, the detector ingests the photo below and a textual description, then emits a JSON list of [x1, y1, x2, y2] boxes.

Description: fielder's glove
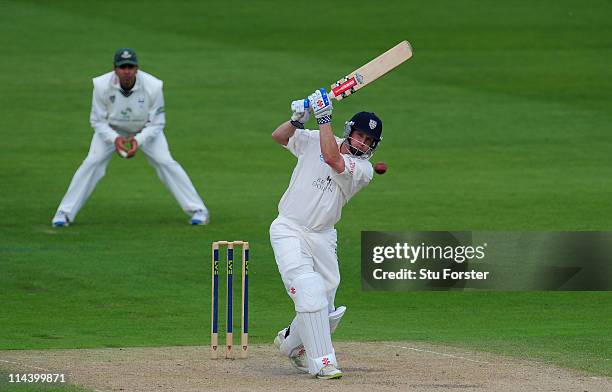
[[307, 88, 333, 125], [290, 99, 310, 128]]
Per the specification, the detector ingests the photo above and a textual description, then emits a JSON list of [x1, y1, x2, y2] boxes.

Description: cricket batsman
[[270, 88, 383, 379], [51, 48, 209, 226]]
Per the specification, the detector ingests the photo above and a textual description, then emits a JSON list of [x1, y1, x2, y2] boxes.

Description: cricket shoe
[[52, 211, 70, 227], [274, 329, 308, 373], [317, 364, 343, 380], [190, 210, 209, 225]]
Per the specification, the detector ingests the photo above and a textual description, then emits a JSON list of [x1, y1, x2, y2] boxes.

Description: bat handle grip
[[302, 90, 336, 109]]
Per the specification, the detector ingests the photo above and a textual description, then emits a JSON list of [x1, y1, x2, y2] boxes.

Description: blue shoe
[[52, 211, 70, 227], [190, 210, 209, 225]]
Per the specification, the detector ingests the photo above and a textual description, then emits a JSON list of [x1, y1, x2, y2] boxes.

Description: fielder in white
[[52, 48, 209, 226], [271, 88, 383, 379]]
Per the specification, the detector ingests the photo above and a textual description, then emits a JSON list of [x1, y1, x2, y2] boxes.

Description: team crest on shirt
[[120, 107, 132, 120], [369, 119, 377, 129], [109, 95, 115, 103]]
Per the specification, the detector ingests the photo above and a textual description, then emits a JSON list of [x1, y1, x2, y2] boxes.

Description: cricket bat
[[304, 40, 413, 107]]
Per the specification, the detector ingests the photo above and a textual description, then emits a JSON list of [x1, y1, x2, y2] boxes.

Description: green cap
[[114, 48, 138, 66]]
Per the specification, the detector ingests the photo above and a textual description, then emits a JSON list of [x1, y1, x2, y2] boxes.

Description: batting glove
[[290, 99, 310, 128], [307, 88, 333, 125]]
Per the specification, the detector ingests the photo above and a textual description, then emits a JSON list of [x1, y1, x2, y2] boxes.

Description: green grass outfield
[[1, 0, 610, 381]]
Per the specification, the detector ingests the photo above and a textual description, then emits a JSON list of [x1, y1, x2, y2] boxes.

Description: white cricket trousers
[[56, 131, 207, 221], [269, 216, 340, 310]]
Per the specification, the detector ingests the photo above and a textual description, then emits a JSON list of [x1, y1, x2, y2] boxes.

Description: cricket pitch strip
[[1, 342, 609, 392]]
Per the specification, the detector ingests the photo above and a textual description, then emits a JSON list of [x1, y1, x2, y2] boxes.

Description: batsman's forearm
[[319, 124, 344, 172], [319, 124, 339, 160], [271, 121, 297, 146]]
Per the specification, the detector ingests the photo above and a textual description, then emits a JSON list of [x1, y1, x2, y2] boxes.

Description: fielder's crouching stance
[[270, 88, 382, 379], [51, 48, 208, 227]]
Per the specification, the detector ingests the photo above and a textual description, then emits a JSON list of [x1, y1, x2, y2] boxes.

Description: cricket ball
[[374, 162, 387, 174]]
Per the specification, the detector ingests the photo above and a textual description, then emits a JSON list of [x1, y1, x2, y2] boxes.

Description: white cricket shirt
[[278, 129, 374, 231], [89, 70, 165, 146]]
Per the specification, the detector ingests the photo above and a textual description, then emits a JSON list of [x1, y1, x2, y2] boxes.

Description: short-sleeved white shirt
[[277, 129, 373, 231]]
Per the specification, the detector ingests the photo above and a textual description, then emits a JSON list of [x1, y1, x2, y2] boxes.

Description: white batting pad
[[279, 306, 346, 358], [289, 272, 328, 312], [297, 308, 335, 375], [278, 317, 302, 357], [329, 305, 347, 333]]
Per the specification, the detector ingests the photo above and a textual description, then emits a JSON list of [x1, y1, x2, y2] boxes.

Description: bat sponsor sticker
[[332, 77, 357, 96]]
